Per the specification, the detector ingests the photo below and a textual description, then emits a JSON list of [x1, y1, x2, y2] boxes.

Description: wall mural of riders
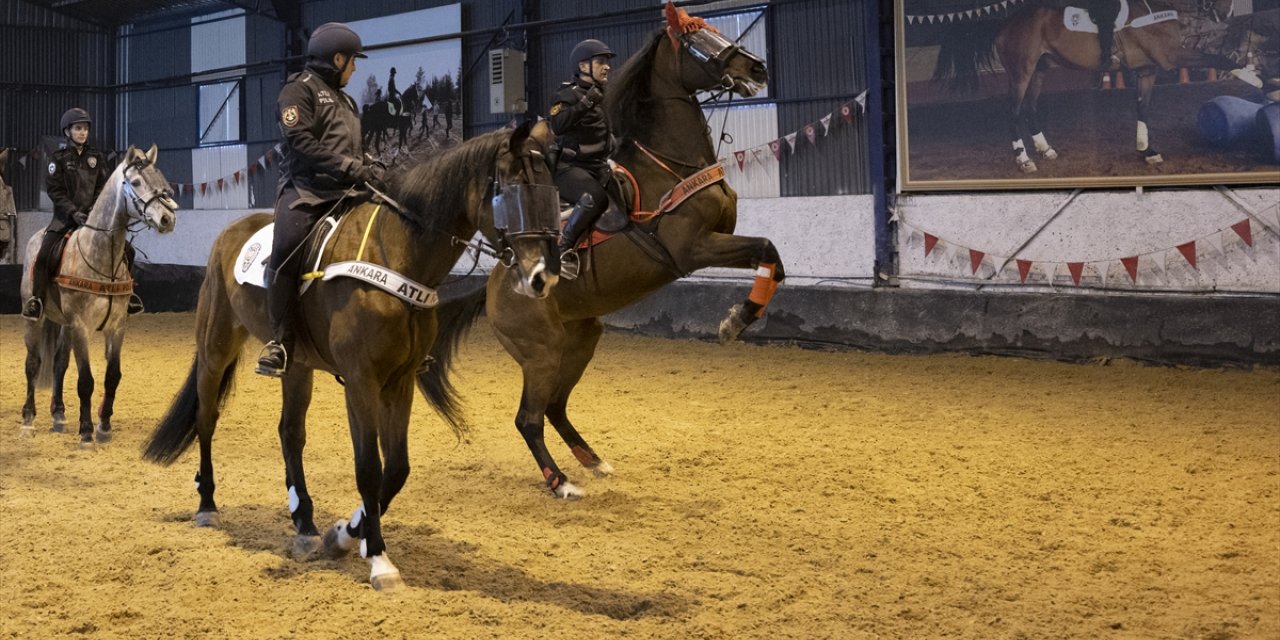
[[895, 0, 1279, 190], [345, 4, 463, 166]]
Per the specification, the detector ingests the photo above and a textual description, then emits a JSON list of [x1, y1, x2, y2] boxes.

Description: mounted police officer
[[24, 108, 143, 320], [256, 22, 385, 377], [549, 38, 616, 280]]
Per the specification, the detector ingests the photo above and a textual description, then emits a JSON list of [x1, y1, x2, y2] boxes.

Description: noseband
[[121, 157, 176, 226]]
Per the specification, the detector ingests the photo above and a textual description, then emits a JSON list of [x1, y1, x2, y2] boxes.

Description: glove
[[72, 211, 88, 225], [355, 162, 387, 191], [583, 85, 604, 108]]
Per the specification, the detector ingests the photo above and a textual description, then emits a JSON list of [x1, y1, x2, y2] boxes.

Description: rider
[[24, 108, 143, 320], [548, 38, 616, 280], [386, 66, 402, 115], [256, 22, 385, 377], [1087, 0, 1121, 71]]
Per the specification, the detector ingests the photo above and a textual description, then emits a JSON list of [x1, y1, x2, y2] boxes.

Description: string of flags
[[717, 91, 867, 173], [897, 210, 1276, 287], [9, 144, 280, 200], [904, 0, 1023, 25]]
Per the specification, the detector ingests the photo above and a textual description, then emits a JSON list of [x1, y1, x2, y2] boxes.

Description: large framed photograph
[[895, 0, 1280, 191], [347, 4, 463, 170]]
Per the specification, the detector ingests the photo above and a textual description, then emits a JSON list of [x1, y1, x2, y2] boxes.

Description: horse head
[[664, 1, 767, 97], [486, 118, 561, 298], [1197, 0, 1234, 22], [120, 144, 177, 233]]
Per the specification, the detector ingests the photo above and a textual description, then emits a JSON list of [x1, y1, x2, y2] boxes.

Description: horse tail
[[142, 356, 238, 465], [416, 284, 488, 439], [932, 19, 1002, 94], [33, 321, 62, 389]]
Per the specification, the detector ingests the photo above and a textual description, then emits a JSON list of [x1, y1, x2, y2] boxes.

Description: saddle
[[563, 167, 636, 250]]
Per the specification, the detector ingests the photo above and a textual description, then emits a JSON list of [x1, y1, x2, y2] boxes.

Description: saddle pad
[[233, 223, 273, 288], [1063, 0, 1130, 33]]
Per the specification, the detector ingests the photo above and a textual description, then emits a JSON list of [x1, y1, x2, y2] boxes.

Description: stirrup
[[21, 298, 42, 321], [255, 341, 289, 377], [559, 250, 580, 281], [127, 294, 145, 315]]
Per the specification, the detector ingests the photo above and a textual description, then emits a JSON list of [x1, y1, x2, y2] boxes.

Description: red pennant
[[968, 249, 985, 274], [1230, 219, 1253, 247], [923, 233, 939, 257], [1017, 259, 1033, 283], [200, 182, 208, 195], [1121, 256, 1139, 283], [1176, 241, 1197, 268], [233, 170, 241, 184], [840, 103, 853, 125], [264, 150, 273, 166], [248, 162, 258, 175], [734, 150, 746, 171], [31, 147, 42, 160], [216, 178, 225, 191], [768, 139, 782, 161], [804, 124, 817, 145], [1067, 262, 1084, 286]]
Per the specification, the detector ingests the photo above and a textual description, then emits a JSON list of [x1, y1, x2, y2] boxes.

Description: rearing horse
[[934, 0, 1253, 172], [143, 121, 560, 591], [20, 145, 177, 444], [440, 3, 777, 498]]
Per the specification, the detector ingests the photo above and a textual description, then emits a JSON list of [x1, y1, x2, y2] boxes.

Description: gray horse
[[20, 145, 177, 445]]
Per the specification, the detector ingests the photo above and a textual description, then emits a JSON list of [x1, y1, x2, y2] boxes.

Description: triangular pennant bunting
[[1121, 256, 1139, 283], [784, 133, 797, 153], [1230, 219, 1253, 247], [804, 124, 817, 145], [1176, 241, 1198, 268], [1067, 262, 1084, 286], [1017, 259, 1033, 283], [734, 150, 746, 171], [769, 139, 782, 161], [820, 114, 832, 136], [855, 90, 867, 111], [969, 249, 985, 274], [924, 233, 939, 257], [840, 102, 854, 124]]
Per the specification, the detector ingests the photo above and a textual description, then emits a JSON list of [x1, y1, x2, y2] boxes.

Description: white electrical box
[[489, 48, 527, 114]]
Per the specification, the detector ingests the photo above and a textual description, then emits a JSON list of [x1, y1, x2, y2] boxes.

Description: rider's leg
[[257, 189, 320, 377], [23, 229, 62, 320], [554, 166, 609, 280], [124, 241, 144, 314]]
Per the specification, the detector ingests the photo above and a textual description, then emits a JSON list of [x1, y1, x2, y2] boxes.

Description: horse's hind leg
[[65, 327, 96, 448], [1024, 59, 1058, 162], [50, 335, 70, 430], [277, 366, 323, 557], [21, 322, 41, 432], [545, 319, 613, 478], [95, 329, 124, 443]]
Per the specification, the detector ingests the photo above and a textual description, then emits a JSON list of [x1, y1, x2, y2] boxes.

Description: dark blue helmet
[[570, 39, 614, 68], [307, 22, 368, 61], [60, 107, 91, 132]]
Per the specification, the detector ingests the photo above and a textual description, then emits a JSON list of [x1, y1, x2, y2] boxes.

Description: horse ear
[[508, 116, 534, 150], [146, 144, 158, 164], [0, 148, 8, 167], [664, 1, 683, 30]]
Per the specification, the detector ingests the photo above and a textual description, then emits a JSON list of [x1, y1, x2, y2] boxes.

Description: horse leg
[[1025, 58, 1058, 162], [50, 334, 70, 430], [544, 319, 613, 478], [1134, 71, 1163, 164], [21, 320, 44, 431], [1006, 61, 1039, 173], [277, 366, 322, 557], [65, 327, 96, 448], [320, 376, 404, 591], [684, 232, 786, 343], [95, 329, 124, 443]]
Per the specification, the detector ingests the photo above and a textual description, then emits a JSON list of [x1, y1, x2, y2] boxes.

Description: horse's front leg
[[95, 329, 124, 443], [1135, 71, 1163, 164], [50, 335, 70, 430], [1024, 59, 1058, 162], [545, 319, 613, 479], [277, 366, 322, 558], [688, 232, 785, 344], [65, 328, 96, 448], [21, 321, 43, 432]]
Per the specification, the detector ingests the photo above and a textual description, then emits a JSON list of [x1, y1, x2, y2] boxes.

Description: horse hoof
[[370, 571, 406, 592], [22, 414, 34, 428], [50, 421, 65, 433], [554, 481, 586, 499], [292, 535, 324, 560], [78, 440, 95, 451], [1041, 148, 1058, 160], [590, 461, 615, 478], [194, 511, 221, 527], [1019, 161, 1038, 173], [321, 520, 357, 557], [718, 304, 748, 345], [18, 426, 35, 439], [94, 428, 112, 445], [1144, 153, 1164, 165]]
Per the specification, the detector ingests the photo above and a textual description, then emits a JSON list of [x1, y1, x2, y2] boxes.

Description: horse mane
[[605, 30, 667, 142], [390, 129, 505, 237]]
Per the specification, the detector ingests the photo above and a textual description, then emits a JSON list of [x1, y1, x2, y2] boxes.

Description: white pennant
[[820, 114, 832, 135], [751, 148, 766, 168], [855, 90, 867, 111], [784, 132, 798, 153]]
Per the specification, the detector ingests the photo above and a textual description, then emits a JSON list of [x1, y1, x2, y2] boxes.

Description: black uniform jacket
[[277, 64, 365, 207], [46, 144, 109, 233], [549, 77, 614, 169]]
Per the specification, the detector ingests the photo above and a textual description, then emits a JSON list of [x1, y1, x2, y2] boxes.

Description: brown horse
[[142, 121, 560, 590], [439, 3, 776, 498], [934, 0, 1254, 172]]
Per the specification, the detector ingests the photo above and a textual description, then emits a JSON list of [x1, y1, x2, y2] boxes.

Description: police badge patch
[[48, 162, 56, 175], [87, 156, 97, 169], [549, 103, 563, 116], [282, 105, 300, 128]]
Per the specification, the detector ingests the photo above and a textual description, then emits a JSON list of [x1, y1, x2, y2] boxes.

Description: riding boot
[[257, 266, 297, 377], [557, 194, 598, 281], [124, 242, 143, 315], [23, 230, 60, 320]]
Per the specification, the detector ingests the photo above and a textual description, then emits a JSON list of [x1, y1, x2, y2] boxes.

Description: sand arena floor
[[0, 313, 1277, 639]]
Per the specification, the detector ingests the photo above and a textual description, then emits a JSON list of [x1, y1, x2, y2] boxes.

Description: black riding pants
[[555, 164, 609, 218], [266, 187, 328, 345]]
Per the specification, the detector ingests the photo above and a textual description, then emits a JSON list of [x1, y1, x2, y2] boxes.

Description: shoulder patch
[[87, 156, 97, 169], [48, 162, 56, 175], [282, 105, 300, 128], [550, 103, 564, 116]]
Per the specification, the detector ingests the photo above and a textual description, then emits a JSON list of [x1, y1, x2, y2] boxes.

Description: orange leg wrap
[[747, 262, 780, 318]]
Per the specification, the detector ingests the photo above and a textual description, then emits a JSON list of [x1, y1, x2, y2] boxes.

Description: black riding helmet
[[60, 107, 91, 134], [569, 39, 614, 69], [307, 22, 368, 63]]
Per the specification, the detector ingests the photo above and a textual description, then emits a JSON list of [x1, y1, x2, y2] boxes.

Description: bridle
[[484, 142, 560, 269], [669, 24, 764, 94], [119, 156, 177, 231]]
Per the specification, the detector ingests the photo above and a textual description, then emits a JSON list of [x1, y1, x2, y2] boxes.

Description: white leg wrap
[[369, 552, 398, 578], [1012, 141, 1031, 165], [1136, 121, 1149, 151], [1031, 132, 1050, 153], [333, 502, 364, 552], [287, 486, 299, 514]]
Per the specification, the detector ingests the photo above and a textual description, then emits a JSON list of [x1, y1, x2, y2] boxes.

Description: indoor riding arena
[[1, 1, 1277, 639]]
